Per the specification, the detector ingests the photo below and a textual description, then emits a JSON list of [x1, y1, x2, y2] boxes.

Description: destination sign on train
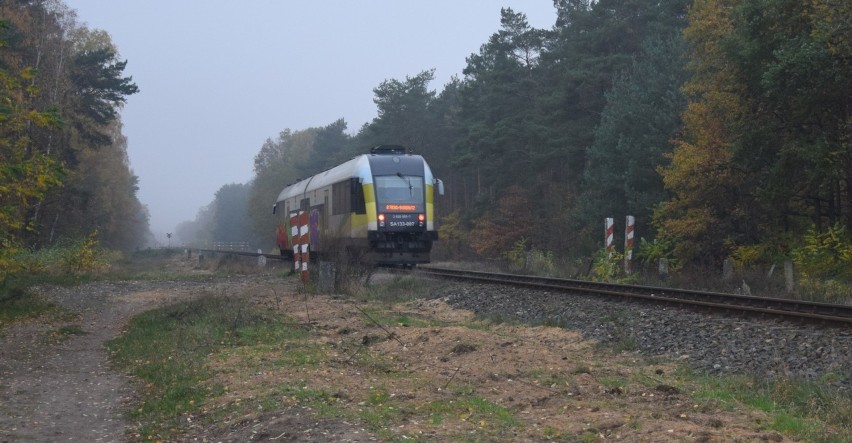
[[384, 204, 417, 211]]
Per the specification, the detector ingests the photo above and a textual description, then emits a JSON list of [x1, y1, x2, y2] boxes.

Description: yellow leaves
[[0, 63, 64, 242], [19, 66, 36, 80], [791, 224, 852, 279], [656, 0, 755, 264], [684, 0, 737, 76]]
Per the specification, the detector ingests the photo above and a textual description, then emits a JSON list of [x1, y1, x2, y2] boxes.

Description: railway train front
[[273, 145, 443, 266]]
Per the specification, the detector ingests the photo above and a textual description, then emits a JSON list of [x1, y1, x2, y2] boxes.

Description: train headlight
[[378, 213, 385, 227], [418, 213, 425, 227]]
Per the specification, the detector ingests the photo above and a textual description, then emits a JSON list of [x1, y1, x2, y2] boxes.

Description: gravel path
[[0, 281, 206, 442], [438, 282, 852, 391]]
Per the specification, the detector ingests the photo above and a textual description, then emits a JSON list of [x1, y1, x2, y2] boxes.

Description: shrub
[[505, 238, 555, 275], [635, 237, 680, 272], [591, 248, 624, 282], [791, 224, 852, 280]]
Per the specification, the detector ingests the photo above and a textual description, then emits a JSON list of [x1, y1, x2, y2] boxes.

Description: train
[[272, 145, 444, 266]]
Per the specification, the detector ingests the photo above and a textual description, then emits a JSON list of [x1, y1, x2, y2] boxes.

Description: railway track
[[416, 267, 852, 326], [191, 248, 851, 326]]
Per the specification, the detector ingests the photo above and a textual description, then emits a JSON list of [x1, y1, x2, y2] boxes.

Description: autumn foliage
[[1, 2, 145, 279], [469, 186, 533, 257]]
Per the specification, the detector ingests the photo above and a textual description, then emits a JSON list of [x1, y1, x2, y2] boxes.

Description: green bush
[[791, 224, 852, 280], [591, 248, 624, 282], [635, 236, 680, 273], [505, 238, 554, 275]]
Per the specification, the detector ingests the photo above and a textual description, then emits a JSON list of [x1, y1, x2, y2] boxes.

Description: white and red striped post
[[605, 218, 614, 254], [290, 212, 301, 274], [298, 211, 310, 282], [290, 211, 311, 282], [624, 215, 635, 274]]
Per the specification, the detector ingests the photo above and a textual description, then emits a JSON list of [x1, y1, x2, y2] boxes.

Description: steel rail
[[416, 267, 852, 326]]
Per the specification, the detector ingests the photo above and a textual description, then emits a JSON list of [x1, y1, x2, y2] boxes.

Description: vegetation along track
[[416, 267, 852, 326]]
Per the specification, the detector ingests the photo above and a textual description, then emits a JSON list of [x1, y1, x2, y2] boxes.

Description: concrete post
[[659, 258, 669, 281], [723, 259, 733, 281], [257, 249, 267, 268], [318, 261, 335, 292]]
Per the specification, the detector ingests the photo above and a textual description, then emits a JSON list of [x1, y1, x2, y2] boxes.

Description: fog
[[62, 1, 557, 245]]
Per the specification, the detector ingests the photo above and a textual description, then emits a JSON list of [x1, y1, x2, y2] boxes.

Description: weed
[[612, 336, 638, 352], [422, 394, 520, 434], [538, 316, 571, 328], [542, 426, 563, 440], [689, 373, 852, 441], [0, 284, 57, 328], [571, 364, 591, 375], [599, 376, 628, 392]]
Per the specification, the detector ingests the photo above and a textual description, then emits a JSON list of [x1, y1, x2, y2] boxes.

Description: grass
[[421, 393, 521, 439], [0, 284, 58, 328], [689, 373, 852, 442], [107, 295, 302, 441], [43, 323, 87, 344]]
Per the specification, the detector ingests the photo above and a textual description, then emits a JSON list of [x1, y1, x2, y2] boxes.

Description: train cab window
[[374, 175, 425, 205]]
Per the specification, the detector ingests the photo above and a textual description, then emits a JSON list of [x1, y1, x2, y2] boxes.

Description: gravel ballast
[[437, 282, 852, 391]]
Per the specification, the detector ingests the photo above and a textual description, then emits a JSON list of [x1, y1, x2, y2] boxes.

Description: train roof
[[275, 155, 368, 204], [274, 152, 433, 205], [275, 143, 442, 205]]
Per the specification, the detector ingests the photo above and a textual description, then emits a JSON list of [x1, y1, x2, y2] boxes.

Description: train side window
[[351, 178, 366, 214], [300, 198, 310, 211], [332, 181, 350, 215]]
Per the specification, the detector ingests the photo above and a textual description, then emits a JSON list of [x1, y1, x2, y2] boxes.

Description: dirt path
[[0, 283, 182, 442]]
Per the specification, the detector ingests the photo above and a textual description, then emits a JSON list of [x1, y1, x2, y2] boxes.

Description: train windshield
[[374, 174, 425, 209]]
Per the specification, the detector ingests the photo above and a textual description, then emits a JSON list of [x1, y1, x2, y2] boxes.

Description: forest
[[181, 0, 849, 284], [2, 0, 850, 288], [1, 0, 147, 276]]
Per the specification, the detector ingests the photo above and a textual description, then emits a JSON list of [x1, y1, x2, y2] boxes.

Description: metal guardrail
[[193, 248, 288, 261]]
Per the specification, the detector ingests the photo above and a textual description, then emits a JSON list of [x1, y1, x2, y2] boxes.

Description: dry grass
[[193, 277, 811, 442]]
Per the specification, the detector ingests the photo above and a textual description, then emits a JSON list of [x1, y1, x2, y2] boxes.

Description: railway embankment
[[438, 282, 852, 391]]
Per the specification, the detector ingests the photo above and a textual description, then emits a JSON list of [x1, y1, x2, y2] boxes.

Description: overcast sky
[[63, 1, 558, 243]]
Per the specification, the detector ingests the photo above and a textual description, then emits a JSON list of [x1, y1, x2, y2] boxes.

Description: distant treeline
[[1, 0, 148, 260], [182, 1, 852, 274]]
